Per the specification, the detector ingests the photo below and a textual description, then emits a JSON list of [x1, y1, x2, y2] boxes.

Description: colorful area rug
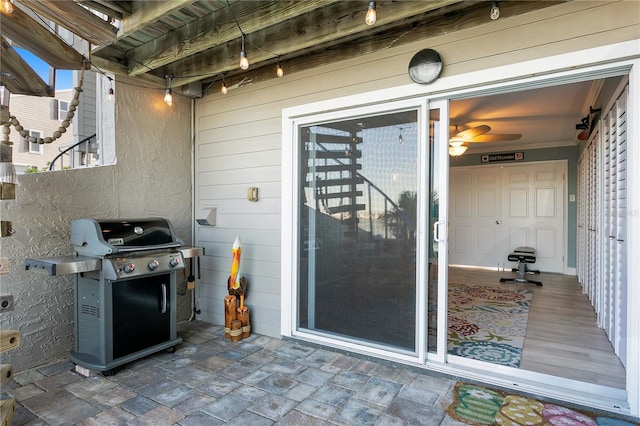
[[448, 382, 638, 426], [448, 283, 533, 368]]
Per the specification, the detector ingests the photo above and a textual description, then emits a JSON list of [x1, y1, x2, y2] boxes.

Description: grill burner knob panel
[[103, 252, 185, 280]]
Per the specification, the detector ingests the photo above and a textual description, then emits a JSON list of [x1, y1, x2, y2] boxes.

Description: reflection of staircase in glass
[[302, 129, 414, 242]]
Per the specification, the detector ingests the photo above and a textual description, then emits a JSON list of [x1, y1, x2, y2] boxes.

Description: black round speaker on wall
[[408, 48, 443, 84]]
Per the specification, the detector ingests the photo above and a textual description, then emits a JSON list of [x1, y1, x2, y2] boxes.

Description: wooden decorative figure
[[227, 236, 250, 340]]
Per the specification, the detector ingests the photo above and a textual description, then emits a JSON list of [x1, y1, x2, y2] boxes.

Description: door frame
[[282, 97, 430, 365], [282, 41, 640, 415]]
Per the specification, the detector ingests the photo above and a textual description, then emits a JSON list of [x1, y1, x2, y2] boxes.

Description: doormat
[[448, 283, 532, 368], [447, 382, 638, 426]]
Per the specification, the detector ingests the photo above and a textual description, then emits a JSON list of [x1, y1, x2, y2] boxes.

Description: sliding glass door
[[296, 108, 421, 352]]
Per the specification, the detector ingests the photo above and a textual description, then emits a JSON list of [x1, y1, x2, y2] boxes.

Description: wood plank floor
[[448, 266, 626, 389]]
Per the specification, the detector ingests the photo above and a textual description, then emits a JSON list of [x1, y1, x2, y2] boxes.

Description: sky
[[16, 47, 73, 90]]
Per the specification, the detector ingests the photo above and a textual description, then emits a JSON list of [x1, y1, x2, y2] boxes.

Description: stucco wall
[[193, 0, 640, 338], [0, 81, 193, 371]]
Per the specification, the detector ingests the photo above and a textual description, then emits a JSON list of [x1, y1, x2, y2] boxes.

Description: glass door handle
[[434, 221, 446, 242]]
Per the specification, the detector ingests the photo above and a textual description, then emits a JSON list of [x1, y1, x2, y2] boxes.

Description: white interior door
[[502, 162, 565, 273], [449, 167, 502, 268], [449, 162, 565, 273]]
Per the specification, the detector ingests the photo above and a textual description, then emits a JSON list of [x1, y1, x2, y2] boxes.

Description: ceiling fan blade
[[456, 125, 491, 139], [467, 134, 522, 143]]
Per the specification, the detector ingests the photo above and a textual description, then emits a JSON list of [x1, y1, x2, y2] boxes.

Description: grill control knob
[[123, 263, 135, 274], [169, 257, 180, 268], [148, 260, 159, 271]]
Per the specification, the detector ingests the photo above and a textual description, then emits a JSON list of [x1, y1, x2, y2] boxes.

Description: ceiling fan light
[[449, 144, 468, 156], [449, 140, 465, 147]]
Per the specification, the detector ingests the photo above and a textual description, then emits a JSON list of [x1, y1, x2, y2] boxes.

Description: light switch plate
[[247, 187, 259, 202]]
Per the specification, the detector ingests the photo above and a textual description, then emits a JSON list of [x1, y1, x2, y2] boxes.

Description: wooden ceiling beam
[[89, 55, 166, 88], [209, 1, 561, 95], [78, 0, 132, 20], [117, 0, 198, 39], [0, 4, 87, 70], [0, 37, 53, 97], [125, 0, 341, 77], [16, 0, 117, 46], [160, 0, 461, 88]]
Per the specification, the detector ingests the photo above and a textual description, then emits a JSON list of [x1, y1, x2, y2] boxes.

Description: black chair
[[500, 247, 542, 286]]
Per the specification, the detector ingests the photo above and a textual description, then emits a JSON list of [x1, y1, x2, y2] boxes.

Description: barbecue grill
[[25, 218, 203, 375]]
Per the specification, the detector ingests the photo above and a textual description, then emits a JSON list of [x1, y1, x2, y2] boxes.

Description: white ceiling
[[449, 78, 608, 153]]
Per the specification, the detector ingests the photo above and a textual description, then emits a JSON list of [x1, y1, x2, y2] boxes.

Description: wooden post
[[0, 330, 19, 353], [224, 295, 237, 339], [0, 364, 12, 387], [229, 320, 242, 342], [237, 306, 250, 339]]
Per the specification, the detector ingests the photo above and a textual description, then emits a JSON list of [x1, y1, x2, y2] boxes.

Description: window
[[58, 100, 69, 121], [27, 130, 43, 154]]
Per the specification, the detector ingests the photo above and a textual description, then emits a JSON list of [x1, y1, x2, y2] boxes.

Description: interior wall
[[193, 1, 639, 338], [451, 146, 579, 270], [0, 81, 193, 371]]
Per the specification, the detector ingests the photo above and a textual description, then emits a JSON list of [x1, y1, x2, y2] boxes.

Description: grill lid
[[71, 218, 184, 256]]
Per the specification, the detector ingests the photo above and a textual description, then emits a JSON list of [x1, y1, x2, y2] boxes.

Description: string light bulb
[[1, 0, 13, 14], [239, 35, 249, 70], [221, 75, 228, 95], [107, 77, 114, 101], [276, 58, 284, 78], [163, 75, 173, 106], [490, 1, 500, 20], [365, 1, 377, 26]]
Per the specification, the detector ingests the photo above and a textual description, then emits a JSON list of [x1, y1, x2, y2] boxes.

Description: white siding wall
[[194, 1, 640, 338], [0, 81, 193, 371], [76, 70, 97, 142], [8, 90, 75, 172]]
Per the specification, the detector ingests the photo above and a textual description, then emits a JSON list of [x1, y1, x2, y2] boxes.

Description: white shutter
[[614, 86, 628, 367], [577, 83, 628, 368]]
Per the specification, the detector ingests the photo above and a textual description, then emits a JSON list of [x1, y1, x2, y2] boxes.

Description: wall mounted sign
[[481, 152, 524, 163], [408, 49, 443, 84]]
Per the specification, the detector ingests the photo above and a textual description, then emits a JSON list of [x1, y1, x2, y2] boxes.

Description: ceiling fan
[[449, 125, 522, 156]]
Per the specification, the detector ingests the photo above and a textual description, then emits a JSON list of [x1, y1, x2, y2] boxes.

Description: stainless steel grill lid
[[71, 218, 184, 257]]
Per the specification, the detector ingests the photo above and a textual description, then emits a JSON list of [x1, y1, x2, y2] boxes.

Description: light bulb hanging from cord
[[276, 57, 284, 78], [490, 1, 500, 20], [221, 75, 228, 95], [239, 34, 249, 70], [107, 77, 114, 101], [1, 0, 13, 14], [365, 1, 377, 25], [163, 75, 173, 106]]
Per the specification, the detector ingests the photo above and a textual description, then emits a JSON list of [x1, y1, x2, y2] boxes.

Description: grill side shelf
[[24, 257, 101, 276]]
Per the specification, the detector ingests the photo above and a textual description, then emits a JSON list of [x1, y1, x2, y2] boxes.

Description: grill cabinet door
[[112, 274, 171, 359]]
